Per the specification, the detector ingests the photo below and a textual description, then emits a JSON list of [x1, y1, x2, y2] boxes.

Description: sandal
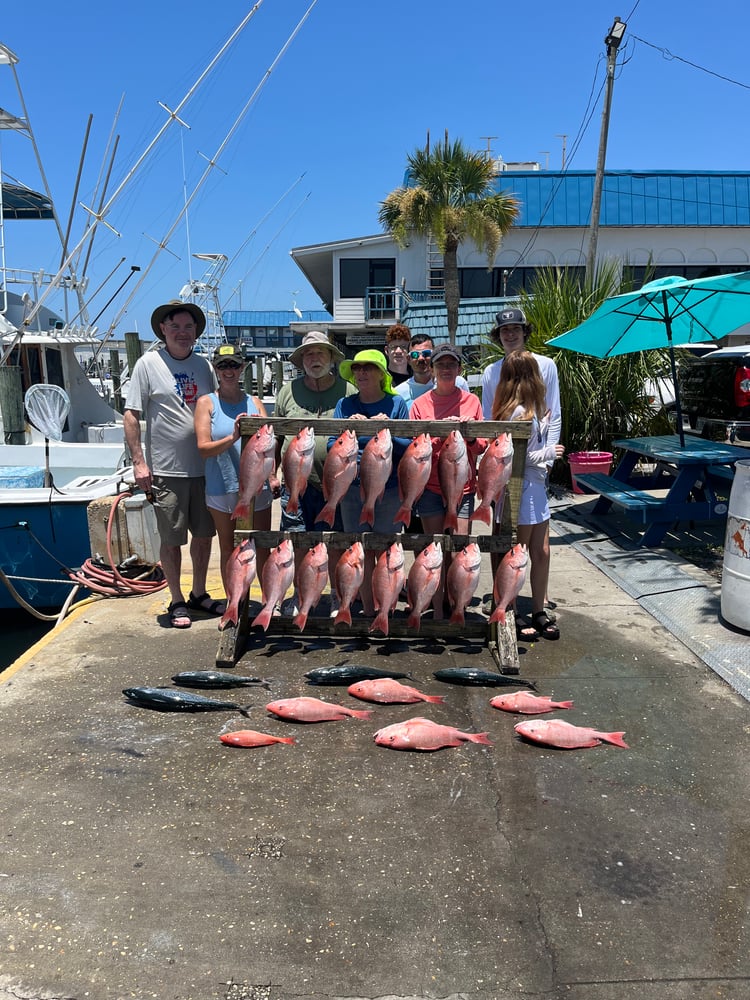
[[168, 601, 192, 629], [187, 591, 226, 616], [516, 619, 539, 641], [531, 611, 560, 640]]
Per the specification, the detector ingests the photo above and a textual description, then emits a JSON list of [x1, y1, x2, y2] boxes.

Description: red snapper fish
[[406, 541, 443, 631], [319, 429, 358, 527], [374, 716, 493, 752], [220, 730, 296, 748], [470, 432, 514, 526], [282, 426, 315, 514], [514, 719, 629, 749], [370, 541, 406, 636], [265, 696, 372, 722], [232, 423, 276, 521], [347, 678, 445, 704], [395, 432, 433, 527], [334, 541, 365, 626], [490, 692, 574, 714], [446, 542, 482, 625], [360, 427, 393, 527], [219, 537, 257, 631], [489, 543, 529, 625], [252, 539, 295, 631], [438, 430, 470, 532], [294, 541, 329, 631]]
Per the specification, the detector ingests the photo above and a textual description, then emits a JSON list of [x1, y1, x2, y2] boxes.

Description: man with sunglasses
[[395, 334, 469, 411]]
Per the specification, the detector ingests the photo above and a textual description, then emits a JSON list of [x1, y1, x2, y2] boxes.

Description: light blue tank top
[[204, 393, 260, 495]]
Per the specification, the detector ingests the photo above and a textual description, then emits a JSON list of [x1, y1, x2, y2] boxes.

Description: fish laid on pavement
[[438, 430, 471, 533], [347, 678, 445, 704], [406, 541, 443, 630], [294, 541, 329, 631], [446, 541, 482, 625], [370, 541, 406, 636], [490, 692, 574, 714], [514, 719, 629, 749], [219, 730, 295, 748], [305, 665, 413, 685], [252, 539, 295, 631], [433, 667, 537, 690], [123, 687, 251, 715], [282, 426, 316, 514], [359, 427, 393, 528], [171, 671, 271, 689], [470, 432, 514, 526], [319, 429, 358, 527], [489, 543, 529, 625], [334, 541, 365, 626], [373, 716, 493, 751], [265, 696, 372, 722], [394, 432, 433, 527], [219, 537, 257, 631], [232, 423, 276, 521]]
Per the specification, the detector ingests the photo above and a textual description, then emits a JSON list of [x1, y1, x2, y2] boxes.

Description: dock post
[[0, 366, 26, 445]]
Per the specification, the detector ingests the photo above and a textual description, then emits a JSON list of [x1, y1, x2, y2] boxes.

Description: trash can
[[721, 458, 750, 632], [568, 451, 614, 494]]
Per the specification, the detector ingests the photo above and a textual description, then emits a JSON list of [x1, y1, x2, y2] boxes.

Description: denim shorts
[[279, 483, 344, 532], [339, 480, 403, 534], [415, 488, 474, 520]]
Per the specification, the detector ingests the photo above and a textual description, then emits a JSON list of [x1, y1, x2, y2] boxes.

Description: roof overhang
[[290, 234, 394, 313]]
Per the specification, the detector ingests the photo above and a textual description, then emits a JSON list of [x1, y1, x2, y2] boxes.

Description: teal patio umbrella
[[548, 271, 750, 446]]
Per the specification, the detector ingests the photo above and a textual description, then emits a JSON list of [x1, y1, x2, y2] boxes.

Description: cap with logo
[[430, 343, 462, 364], [494, 307, 529, 329]]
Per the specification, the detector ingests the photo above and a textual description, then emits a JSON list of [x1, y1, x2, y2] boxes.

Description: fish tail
[[218, 612, 238, 631], [251, 606, 272, 631], [317, 504, 335, 527], [522, 680, 539, 691], [394, 504, 412, 527], [407, 611, 421, 631], [286, 496, 299, 514], [603, 731, 629, 748], [239, 705, 253, 718], [468, 732, 493, 745], [360, 505, 375, 528], [469, 505, 492, 525], [277, 736, 296, 745], [449, 608, 465, 625], [232, 500, 250, 521], [422, 694, 446, 704], [351, 709, 373, 720], [489, 606, 507, 625], [558, 700, 575, 709], [444, 509, 458, 533], [293, 610, 308, 631], [334, 606, 352, 626], [369, 611, 390, 636]]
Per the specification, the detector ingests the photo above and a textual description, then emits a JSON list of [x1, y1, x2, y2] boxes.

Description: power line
[[631, 33, 750, 91]]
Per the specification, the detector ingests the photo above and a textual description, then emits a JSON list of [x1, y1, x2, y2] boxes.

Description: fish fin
[[239, 705, 253, 718], [468, 732, 493, 745], [334, 607, 352, 627], [444, 510, 458, 533], [423, 694, 446, 704], [278, 736, 296, 745], [603, 732, 629, 748], [286, 497, 299, 514], [351, 709, 373, 720], [293, 611, 308, 631], [522, 680, 539, 691], [469, 506, 492, 525], [394, 504, 412, 527], [488, 607, 507, 625], [251, 607, 272, 631], [449, 609, 465, 625], [559, 700, 575, 709], [232, 501, 249, 521], [360, 505, 375, 528], [316, 504, 335, 527], [369, 611, 389, 636]]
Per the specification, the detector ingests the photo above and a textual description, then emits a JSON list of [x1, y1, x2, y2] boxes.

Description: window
[[340, 258, 395, 298]]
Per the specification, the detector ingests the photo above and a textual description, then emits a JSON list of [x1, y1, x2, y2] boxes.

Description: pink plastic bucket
[[569, 451, 613, 494]]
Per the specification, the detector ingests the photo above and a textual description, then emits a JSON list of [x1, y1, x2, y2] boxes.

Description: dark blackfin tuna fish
[[432, 668, 537, 690], [305, 665, 413, 685], [171, 671, 271, 690], [123, 687, 251, 715]]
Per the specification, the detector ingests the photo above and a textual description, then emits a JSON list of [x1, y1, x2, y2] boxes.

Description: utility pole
[[555, 134, 568, 170], [585, 16, 626, 282]]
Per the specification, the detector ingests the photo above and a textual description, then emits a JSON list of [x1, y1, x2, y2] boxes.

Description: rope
[[65, 490, 168, 597]]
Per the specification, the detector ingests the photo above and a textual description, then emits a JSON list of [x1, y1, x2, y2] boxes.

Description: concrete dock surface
[[1, 493, 748, 1000]]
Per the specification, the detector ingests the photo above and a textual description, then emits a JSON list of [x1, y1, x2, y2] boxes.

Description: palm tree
[[378, 135, 519, 337]]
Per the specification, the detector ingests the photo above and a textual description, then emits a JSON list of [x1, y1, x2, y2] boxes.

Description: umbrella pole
[[663, 296, 685, 447]]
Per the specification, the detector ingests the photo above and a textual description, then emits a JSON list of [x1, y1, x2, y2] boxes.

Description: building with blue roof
[[289, 167, 750, 356]]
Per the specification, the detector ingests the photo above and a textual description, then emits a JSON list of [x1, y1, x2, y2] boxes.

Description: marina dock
[[1, 494, 748, 1000]]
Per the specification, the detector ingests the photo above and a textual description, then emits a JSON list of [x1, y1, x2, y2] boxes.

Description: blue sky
[[2, 0, 749, 339]]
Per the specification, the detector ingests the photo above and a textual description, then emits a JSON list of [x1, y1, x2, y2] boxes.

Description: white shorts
[[206, 485, 272, 515]]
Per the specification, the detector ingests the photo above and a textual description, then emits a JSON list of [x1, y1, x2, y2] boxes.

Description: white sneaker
[[329, 592, 340, 618], [280, 594, 299, 618]]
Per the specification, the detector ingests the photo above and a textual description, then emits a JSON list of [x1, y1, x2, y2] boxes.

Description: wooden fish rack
[[217, 416, 531, 673]]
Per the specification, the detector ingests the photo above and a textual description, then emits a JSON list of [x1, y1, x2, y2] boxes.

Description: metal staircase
[[179, 253, 228, 355], [427, 235, 444, 294]]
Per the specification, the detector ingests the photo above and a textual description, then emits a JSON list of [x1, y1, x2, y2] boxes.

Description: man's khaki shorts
[[151, 475, 215, 547]]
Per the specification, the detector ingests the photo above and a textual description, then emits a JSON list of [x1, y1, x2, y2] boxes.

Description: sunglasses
[[215, 361, 243, 370], [409, 349, 432, 359], [351, 363, 377, 373]]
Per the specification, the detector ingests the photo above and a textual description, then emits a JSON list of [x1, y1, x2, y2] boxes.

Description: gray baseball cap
[[494, 307, 529, 328]]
